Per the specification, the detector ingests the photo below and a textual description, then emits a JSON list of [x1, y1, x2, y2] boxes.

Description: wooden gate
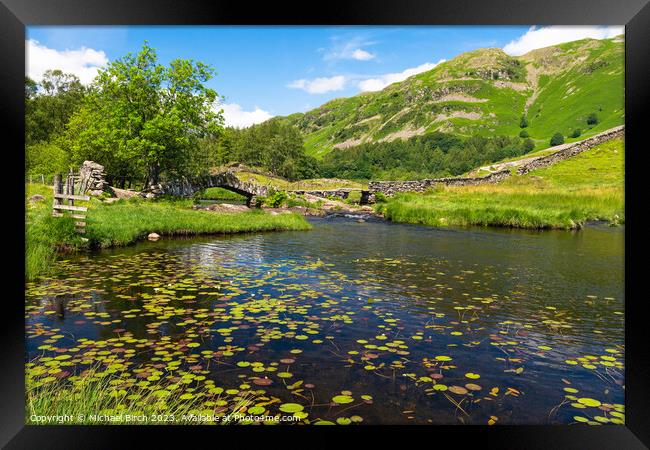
[[52, 170, 90, 234]]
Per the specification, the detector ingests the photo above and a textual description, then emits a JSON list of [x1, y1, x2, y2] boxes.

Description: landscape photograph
[[25, 25, 625, 425]]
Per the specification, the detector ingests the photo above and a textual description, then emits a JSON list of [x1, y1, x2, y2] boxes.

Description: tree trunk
[[146, 163, 160, 189]]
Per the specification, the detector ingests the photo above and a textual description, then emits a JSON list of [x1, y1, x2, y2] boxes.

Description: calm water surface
[[25, 217, 624, 425]]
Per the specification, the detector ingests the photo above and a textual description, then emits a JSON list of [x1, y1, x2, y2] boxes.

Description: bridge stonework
[[144, 171, 269, 206]]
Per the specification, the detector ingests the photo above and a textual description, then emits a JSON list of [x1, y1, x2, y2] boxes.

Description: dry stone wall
[[78, 161, 109, 196], [368, 125, 624, 197], [368, 169, 511, 196], [517, 126, 624, 175]]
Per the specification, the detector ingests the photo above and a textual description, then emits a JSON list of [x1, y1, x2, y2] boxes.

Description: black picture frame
[[2, 0, 649, 448]]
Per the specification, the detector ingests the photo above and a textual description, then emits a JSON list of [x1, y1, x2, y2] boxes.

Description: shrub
[[519, 130, 529, 138], [570, 128, 582, 138], [263, 190, 288, 208], [587, 113, 599, 125], [374, 192, 387, 203], [522, 139, 535, 152], [550, 133, 565, 146], [519, 116, 529, 128]]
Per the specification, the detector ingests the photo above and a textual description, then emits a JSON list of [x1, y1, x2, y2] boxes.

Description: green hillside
[[376, 136, 624, 229], [283, 36, 624, 158]]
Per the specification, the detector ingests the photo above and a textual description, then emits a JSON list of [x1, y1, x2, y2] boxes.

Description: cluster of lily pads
[[25, 245, 624, 425]]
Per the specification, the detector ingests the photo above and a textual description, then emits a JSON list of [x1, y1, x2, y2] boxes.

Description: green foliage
[[26, 140, 71, 176], [195, 187, 246, 201], [25, 70, 86, 146], [570, 128, 582, 138], [522, 139, 535, 152], [64, 42, 223, 188], [214, 119, 320, 180], [262, 190, 289, 208], [519, 116, 529, 128], [26, 364, 252, 425], [550, 133, 565, 146], [587, 112, 599, 125], [519, 130, 529, 138]]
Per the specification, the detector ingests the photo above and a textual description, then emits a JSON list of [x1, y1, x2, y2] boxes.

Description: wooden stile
[[52, 172, 88, 234]]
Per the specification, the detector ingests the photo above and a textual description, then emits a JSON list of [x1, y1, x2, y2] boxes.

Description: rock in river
[[147, 233, 160, 241]]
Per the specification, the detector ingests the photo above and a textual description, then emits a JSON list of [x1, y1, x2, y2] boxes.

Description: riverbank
[[26, 184, 311, 281], [375, 137, 624, 230]]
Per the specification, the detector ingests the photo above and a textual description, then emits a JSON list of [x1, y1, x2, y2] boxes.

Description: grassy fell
[[376, 137, 624, 230], [284, 37, 623, 158]]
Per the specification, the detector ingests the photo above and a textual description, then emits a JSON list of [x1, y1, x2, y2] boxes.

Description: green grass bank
[[26, 185, 311, 281], [376, 137, 624, 230]]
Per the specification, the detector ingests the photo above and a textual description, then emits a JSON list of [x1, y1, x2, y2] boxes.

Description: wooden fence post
[[52, 174, 62, 217]]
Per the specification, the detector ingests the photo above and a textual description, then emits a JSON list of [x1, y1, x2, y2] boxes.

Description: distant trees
[[519, 116, 529, 128], [215, 119, 320, 180], [25, 70, 86, 146], [25, 71, 87, 175], [587, 112, 599, 125], [319, 132, 533, 180], [550, 132, 565, 146]]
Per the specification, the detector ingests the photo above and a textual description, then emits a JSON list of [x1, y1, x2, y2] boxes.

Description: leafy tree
[[65, 42, 223, 188], [26, 139, 70, 176], [223, 119, 319, 180], [550, 132, 565, 146], [519, 116, 529, 128], [570, 128, 582, 138], [519, 130, 529, 138]]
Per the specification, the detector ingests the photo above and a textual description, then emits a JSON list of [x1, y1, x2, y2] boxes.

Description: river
[[25, 217, 625, 425]]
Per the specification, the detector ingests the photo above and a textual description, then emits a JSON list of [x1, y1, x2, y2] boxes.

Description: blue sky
[[26, 25, 623, 127]]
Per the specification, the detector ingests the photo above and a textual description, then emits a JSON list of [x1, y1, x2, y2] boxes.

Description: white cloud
[[217, 103, 274, 128], [503, 26, 624, 56], [351, 49, 375, 61], [358, 60, 446, 92], [287, 75, 346, 94], [26, 39, 108, 85], [323, 37, 377, 61]]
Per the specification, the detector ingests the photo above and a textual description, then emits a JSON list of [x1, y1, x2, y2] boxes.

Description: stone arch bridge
[[144, 171, 271, 206], [144, 171, 375, 206]]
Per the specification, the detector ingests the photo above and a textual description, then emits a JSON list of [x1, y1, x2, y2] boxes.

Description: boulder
[[147, 233, 160, 241]]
